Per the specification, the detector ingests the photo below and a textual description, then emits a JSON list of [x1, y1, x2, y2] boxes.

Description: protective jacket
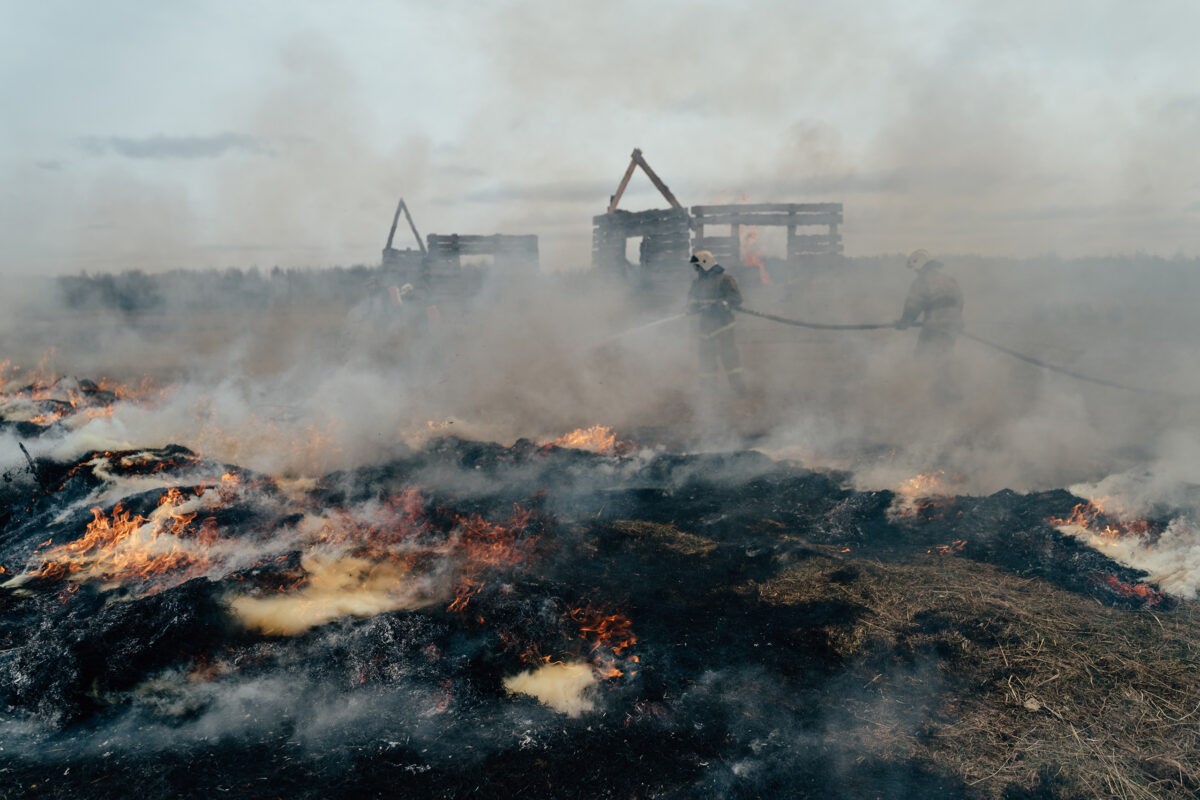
[[899, 261, 963, 335], [687, 265, 743, 334]]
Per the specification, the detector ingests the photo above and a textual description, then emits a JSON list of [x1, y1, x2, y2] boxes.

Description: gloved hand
[[718, 300, 730, 311]]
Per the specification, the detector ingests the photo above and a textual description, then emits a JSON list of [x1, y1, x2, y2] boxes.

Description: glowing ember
[[447, 505, 536, 611], [568, 604, 638, 679]]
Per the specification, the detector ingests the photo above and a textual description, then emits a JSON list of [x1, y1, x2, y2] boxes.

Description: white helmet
[[906, 249, 932, 270], [690, 249, 717, 272], [399, 283, 415, 297]]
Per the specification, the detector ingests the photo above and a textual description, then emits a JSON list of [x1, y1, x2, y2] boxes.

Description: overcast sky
[[4, 0, 1200, 274]]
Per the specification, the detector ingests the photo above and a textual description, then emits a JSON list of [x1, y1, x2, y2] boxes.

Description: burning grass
[[2, 432, 1197, 798], [756, 555, 1200, 799]]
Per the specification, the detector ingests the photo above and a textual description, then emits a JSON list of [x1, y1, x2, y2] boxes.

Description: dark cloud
[[35, 160, 64, 171], [76, 133, 273, 160]]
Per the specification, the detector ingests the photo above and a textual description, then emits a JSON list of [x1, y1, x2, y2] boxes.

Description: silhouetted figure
[[895, 249, 963, 358], [687, 249, 745, 396]]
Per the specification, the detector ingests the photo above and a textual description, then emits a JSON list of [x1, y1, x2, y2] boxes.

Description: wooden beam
[[692, 203, 843, 214], [385, 196, 405, 250], [606, 154, 640, 214], [630, 149, 683, 209], [692, 212, 842, 227], [400, 199, 426, 254]]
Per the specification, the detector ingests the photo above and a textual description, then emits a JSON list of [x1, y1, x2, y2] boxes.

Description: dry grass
[[611, 519, 718, 556], [755, 554, 1200, 799]]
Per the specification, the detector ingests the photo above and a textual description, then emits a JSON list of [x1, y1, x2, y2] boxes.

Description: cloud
[[75, 133, 273, 160]]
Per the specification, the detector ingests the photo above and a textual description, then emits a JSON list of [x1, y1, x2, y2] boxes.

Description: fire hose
[[733, 306, 1198, 399]]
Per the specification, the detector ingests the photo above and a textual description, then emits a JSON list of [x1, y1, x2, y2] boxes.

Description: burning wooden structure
[[592, 150, 847, 299], [691, 202, 844, 272]]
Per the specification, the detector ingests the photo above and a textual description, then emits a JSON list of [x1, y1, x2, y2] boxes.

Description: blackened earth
[[0, 438, 1169, 799]]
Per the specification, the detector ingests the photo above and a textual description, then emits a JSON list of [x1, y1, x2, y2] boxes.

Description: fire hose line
[[735, 307, 892, 331], [735, 307, 1200, 399]]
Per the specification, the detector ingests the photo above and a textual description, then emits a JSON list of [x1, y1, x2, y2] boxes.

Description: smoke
[[502, 662, 598, 717]]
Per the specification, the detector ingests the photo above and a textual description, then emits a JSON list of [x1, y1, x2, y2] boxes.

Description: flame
[[1100, 575, 1166, 607], [447, 505, 535, 611], [888, 471, 961, 519], [551, 425, 633, 456], [568, 604, 638, 679], [229, 491, 537, 632], [28, 488, 215, 591], [928, 539, 967, 556], [0, 366, 158, 428], [739, 227, 771, 285], [1048, 500, 1154, 542]]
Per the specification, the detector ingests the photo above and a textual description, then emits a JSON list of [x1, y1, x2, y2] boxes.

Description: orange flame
[[1047, 501, 1153, 541], [739, 227, 771, 285], [1100, 575, 1166, 607], [448, 506, 535, 611], [928, 539, 967, 555], [551, 426, 634, 456], [889, 471, 960, 519], [33, 488, 214, 590], [569, 605, 638, 678]]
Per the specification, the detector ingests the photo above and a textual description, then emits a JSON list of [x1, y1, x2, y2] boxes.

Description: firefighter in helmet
[[687, 249, 745, 395], [894, 249, 963, 357]]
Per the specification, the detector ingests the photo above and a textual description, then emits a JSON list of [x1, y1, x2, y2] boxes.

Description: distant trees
[[56, 265, 378, 313]]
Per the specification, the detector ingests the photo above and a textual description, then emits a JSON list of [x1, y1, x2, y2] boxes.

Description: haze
[[5, 0, 1200, 274]]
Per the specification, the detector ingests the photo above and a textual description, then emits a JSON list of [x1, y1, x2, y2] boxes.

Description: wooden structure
[[690, 203, 843, 269], [380, 196, 429, 293], [592, 149, 692, 297], [424, 233, 539, 298], [379, 196, 539, 300]]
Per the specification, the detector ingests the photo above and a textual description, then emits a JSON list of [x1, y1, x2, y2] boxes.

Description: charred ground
[[2, 434, 1196, 800]]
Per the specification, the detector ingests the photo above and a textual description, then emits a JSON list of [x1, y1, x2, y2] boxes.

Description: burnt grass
[[0, 438, 1197, 799]]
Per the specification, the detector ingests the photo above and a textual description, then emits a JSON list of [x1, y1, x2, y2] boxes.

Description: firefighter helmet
[[906, 249, 932, 270], [690, 249, 717, 272]]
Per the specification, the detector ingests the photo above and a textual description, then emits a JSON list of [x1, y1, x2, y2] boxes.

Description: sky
[[4, 0, 1200, 274]]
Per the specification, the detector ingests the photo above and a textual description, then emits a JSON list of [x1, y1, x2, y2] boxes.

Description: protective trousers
[[698, 322, 745, 394]]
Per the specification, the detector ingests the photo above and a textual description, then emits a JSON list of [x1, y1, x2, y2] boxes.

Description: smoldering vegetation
[[2, 253, 1200, 798]]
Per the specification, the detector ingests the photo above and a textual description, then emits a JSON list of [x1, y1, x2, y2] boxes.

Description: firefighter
[[894, 249, 963, 357], [687, 249, 745, 395]]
